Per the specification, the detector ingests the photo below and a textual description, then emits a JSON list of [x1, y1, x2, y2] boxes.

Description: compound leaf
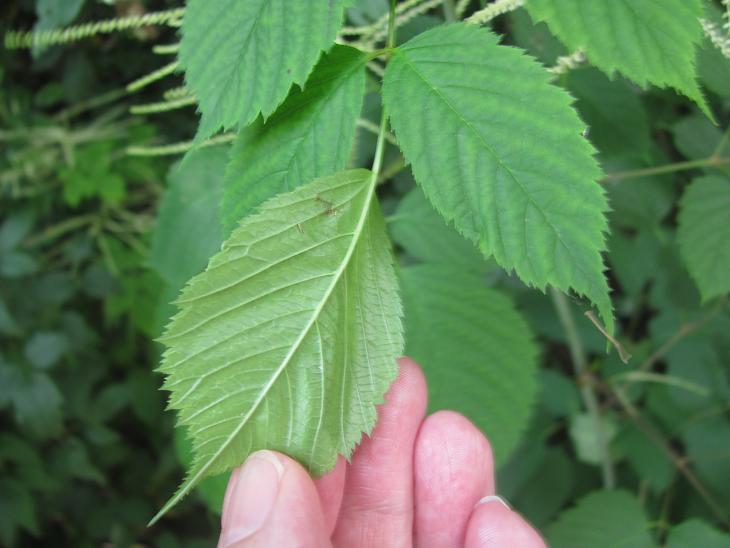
[[180, 0, 349, 141], [151, 169, 403, 523], [526, 0, 710, 118], [221, 45, 367, 234], [401, 265, 538, 464], [677, 176, 730, 302], [383, 24, 613, 333], [546, 490, 654, 548]]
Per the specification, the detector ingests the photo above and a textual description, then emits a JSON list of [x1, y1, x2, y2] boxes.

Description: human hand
[[216, 358, 546, 547]]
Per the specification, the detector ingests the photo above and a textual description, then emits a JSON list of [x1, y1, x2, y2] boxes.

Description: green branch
[[550, 288, 616, 489], [602, 156, 730, 182]]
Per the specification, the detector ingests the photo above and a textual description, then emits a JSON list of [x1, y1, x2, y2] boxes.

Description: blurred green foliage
[[1, 0, 730, 546]]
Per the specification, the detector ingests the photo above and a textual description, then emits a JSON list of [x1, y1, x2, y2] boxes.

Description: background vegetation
[[1, 0, 729, 546]]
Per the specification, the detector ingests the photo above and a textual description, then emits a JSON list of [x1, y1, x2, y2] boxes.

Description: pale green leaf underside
[[151, 169, 403, 523], [546, 490, 653, 548], [677, 176, 730, 302], [527, 0, 710, 118], [180, 0, 349, 141], [401, 265, 538, 464], [221, 45, 367, 235], [383, 24, 613, 333]]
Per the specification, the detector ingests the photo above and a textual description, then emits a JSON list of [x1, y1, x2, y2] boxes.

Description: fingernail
[[475, 495, 511, 510], [220, 451, 284, 546]]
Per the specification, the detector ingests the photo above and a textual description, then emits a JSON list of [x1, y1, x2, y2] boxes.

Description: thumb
[[218, 450, 332, 548]]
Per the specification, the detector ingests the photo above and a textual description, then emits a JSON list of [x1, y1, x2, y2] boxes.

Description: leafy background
[[1, 0, 730, 546]]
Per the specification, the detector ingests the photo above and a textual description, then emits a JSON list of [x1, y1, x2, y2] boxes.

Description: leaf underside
[[151, 169, 403, 523], [677, 176, 730, 302], [526, 0, 710, 119], [220, 45, 367, 235], [383, 24, 613, 333], [180, 0, 349, 141], [401, 265, 538, 464]]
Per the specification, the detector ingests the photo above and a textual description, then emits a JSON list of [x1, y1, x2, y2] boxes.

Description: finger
[[218, 450, 331, 548], [314, 456, 347, 535], [332, 357, 428, 547], [414, 411, 495, 547], [464, 497, 546, 548]]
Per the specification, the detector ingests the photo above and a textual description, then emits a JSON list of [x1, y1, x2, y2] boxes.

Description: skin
[[217, 358, 547, 547]]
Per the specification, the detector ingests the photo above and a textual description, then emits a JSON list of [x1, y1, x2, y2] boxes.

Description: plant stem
[[23, 214, 97, 247], [443, 0, 457, 21], [550, 288, 615, 489], [605, 383, 728, 525], [371, 0, 397, 179], [637, 299, 726, 372], [601, 156, 730, 182], [54, 88, 128, 121], [387, 0, 398, 52], [711, 126, 730, 158]]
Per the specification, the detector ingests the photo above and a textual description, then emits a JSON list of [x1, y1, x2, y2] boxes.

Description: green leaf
[[35, 0, 85, 31], [0, 251, 38, 279], [546, 490, 654, 548], [565, 68, 650, 161], [511, 448, 575, 528], [12, 371, 64, 440], [516, 290, 607, 353], [50, 437, 104, 484], [672, 114, 730, 173], [221, 45, 366, 234], [0, 298, 21, 337], [401, 265, 538, 464], [389, 187, 490, 271], [606, 161, 674, 231], [510, 8, 566, 65], [173, 428, 227, 514], [0, 434, 48, 489], [608, 231, 662, 297], [180, 0, 349, 141], [677, 176, 730, 301], [149, 147, 228, 290], [526, 0, 711, 118], [383, 24, 613, 333], [0, 210, 35, 252], [697, 1, 730, 98], [33, 0, 85, 57], [667, 519, 730, 548], [347, 0, 387, 26], [615, 423, 672, 493], [698, 39, 730, 98], [683, 417, 730, 510], [151, 169, 403, 523], [59, 142, 126, 207], [0, 479, 38, 546], [568, 413, 617, 466], [539, 370, 581, 418], [24, 331, 68, 370]]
